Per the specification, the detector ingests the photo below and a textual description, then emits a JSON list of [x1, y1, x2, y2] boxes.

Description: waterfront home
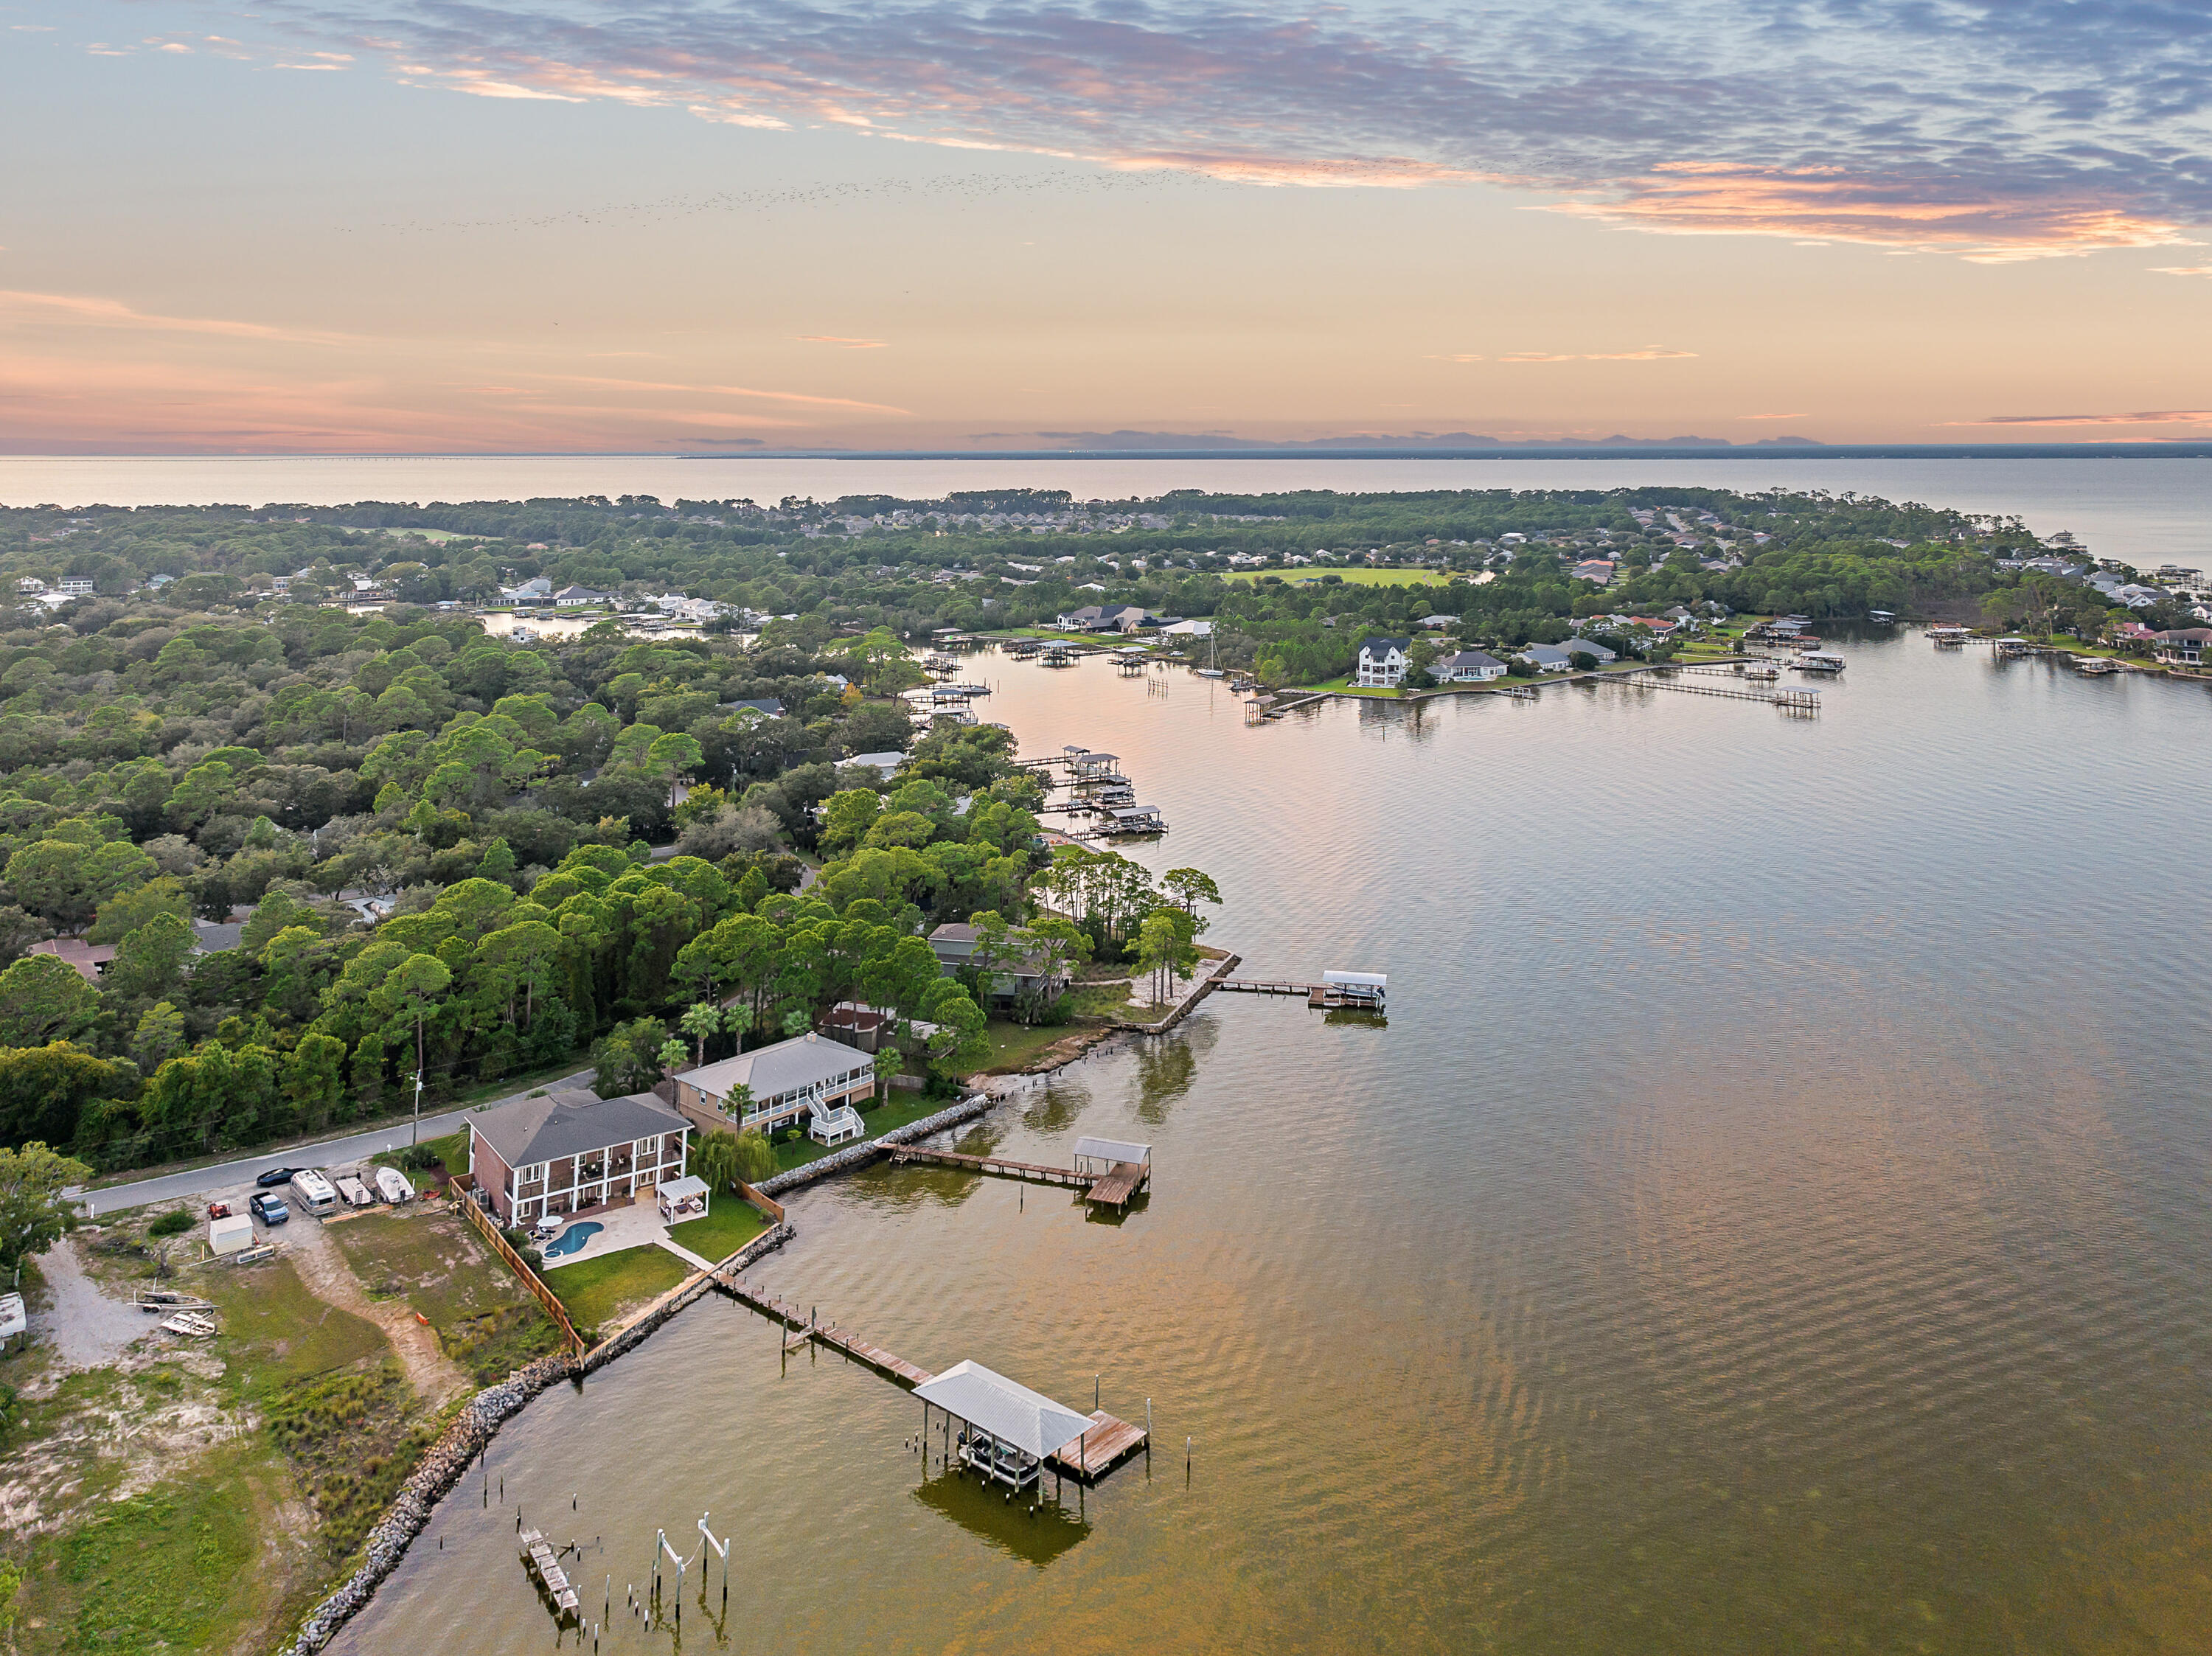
[[1054, 602, 1156, 633], [1436, 649, 1506, 683], [929, 922, 1076, 1006], [1356, 636, 1411, 687], [1516, 644, 1581, 672], [468, 1088, 691, 1225], [1562, 636, 1620, 664], [2149, 627, 2212, 666], [671, 1031, 874, 1144], [501, 577, 554, 603], [554, 585, 614, 608]]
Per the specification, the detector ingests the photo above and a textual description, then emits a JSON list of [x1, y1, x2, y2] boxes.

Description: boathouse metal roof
[[914, 1361, 1093, 1459], [1073, 1137, 1151, 1166]]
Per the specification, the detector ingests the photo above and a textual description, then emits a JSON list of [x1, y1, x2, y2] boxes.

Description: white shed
[[209, 1212, 254, 1254]]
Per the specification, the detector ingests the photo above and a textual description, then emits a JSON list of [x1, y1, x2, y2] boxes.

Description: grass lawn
[[976, 1018, 1100, 1072], [1223, 568, 1453, 587], [667, 1203, 770, 1262], [327, 1207, 562, 1383], [1062, 979, 1138, 1019], [1286, 675, 1401, 696], [548, 1247, 692, 1338], [771, 1091, 953, 1172], [201, 1255, 388, 1392], [18, 1438, 293, 1656]]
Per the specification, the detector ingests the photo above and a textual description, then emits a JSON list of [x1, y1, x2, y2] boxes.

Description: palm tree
[[681, 1001, 722, 1066]]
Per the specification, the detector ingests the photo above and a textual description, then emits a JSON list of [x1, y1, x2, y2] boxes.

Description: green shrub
[[147, 1208, 194, 1238]]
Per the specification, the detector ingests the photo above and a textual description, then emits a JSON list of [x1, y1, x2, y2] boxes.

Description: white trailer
[[209, 1211, 254, 1254], [333, 1175, 375, 1210], [288, 1169, 338, 1217]]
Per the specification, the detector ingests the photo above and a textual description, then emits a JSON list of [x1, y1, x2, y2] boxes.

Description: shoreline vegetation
[[0, 480, 2194, 1650]]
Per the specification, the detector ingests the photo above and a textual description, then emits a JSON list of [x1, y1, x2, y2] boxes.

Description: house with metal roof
[[671, 1031, 874, 1147], [467, 1088, 691, 1225]]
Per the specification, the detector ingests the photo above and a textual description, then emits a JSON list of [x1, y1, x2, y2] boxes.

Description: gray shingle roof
[[470, 1088, 686, 1168]]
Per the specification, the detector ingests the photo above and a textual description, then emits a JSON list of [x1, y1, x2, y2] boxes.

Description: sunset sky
[[5, 0, 2211, 453]]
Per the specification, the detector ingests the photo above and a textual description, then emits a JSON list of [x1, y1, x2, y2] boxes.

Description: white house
[[672, 1031, 875, 1145], [554, 585, 613, 608], [58, 577, 94, 596], [1355, 636, 1411, 688], [503, 577, 554, 603], [1436, 649, 1506, 683], [1517, 644, 1576, 672]]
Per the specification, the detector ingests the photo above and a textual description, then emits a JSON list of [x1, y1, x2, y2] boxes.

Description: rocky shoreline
[[281, 993, 1225, 1652]]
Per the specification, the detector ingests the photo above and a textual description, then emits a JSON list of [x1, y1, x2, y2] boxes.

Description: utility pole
[[411, 1068, 424, 1147]]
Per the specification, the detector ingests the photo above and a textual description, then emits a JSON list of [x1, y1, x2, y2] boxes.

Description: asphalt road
[[76, 1069, 594, 1217]]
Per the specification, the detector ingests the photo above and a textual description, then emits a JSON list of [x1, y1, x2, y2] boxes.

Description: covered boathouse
[[914, 1361, 1096, 1493]]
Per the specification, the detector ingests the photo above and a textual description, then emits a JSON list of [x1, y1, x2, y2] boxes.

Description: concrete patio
[[536, 1200, 715, 1273]]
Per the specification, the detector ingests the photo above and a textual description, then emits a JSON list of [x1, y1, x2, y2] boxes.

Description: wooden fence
[[455, 1191, 585, 1357], [736, 1180, 785, 1225]]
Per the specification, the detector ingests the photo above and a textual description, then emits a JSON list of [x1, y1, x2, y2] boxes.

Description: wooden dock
[[520, 1530, 581, 1621], [710, 1271, 1151, 1483], [1214, 978, 1321, 998], [1217, 978, 1380, 1011], [1084, 1161, 1147, 1210], [1608, 676, 1820, 712], [712, 1271, 936, 1386], [1048, 1412, 1150, 1484], [888, 1146, 1095, 1189], [889, 1144, 1150, 1210]]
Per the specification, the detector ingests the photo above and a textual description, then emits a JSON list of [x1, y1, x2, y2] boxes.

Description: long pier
[[887, 1145, 1093, 1190], [1607, 677, 1820, 711], [708, 1269, 1148, 1483], [887, 1145, 1150, 1210]]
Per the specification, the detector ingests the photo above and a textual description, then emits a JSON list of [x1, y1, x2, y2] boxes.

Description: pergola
[[655, 1174, 709, 1225], [915, 1361, 1093, 1493]]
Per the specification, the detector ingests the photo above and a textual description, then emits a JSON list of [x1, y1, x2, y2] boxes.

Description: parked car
[[255, 1166, 294, 1189], [249, 1192, 289, 1225]]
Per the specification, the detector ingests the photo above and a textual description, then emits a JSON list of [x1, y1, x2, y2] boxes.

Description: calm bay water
[[333, 637, 2212, 1655]]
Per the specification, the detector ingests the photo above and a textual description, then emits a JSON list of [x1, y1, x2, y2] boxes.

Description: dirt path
[[287, 1218, 470, 1407]]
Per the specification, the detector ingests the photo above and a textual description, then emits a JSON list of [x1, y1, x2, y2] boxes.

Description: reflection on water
[[912, 1469, 1093, 1566], [335, 635, 2212, 1655]]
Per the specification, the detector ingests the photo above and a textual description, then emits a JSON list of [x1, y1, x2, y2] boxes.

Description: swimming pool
[[540, 1220, 602, 1258]]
